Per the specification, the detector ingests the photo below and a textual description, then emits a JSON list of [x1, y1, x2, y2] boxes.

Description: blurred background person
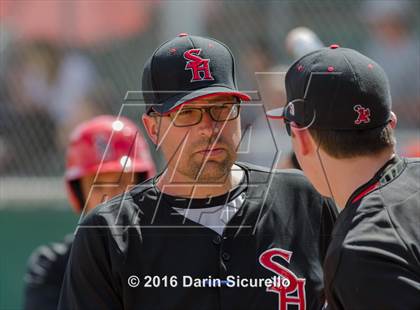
[[239, 27, 324, 169], [363, 0, 420, 128], [56, 80, 120, 149], [0, 40, 98, 175], [22, 115, 156, 310], [276, 27, 324, 170], [403, 139, 420, 158]]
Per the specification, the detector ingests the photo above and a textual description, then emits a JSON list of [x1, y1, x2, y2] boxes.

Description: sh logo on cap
[[184, 48, 214, 82], [142, 34, 251, 115]]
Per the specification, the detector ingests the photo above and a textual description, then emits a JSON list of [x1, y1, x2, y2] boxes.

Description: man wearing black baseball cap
[[59, 34, 338, 310], [142, 32, 252, 114], [268, 45, 420, 309]]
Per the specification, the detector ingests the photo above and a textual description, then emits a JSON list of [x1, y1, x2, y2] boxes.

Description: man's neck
[[325, 150, 395, 209], [156, 164, 244, 198]]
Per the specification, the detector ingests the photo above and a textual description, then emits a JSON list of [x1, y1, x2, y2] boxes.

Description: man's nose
[[198, 110, 219, 136]]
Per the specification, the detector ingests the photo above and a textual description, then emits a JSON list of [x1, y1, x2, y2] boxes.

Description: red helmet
[[65, 115, 156, 212]]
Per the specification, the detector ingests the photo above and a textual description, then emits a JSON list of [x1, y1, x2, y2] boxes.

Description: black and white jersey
[[23, 234, 73, 310], [324, 157, 420, 310], [59, 162, 337, 310]]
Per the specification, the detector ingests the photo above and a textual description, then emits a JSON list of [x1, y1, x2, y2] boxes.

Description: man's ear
[[142, 114, 159, 145], [389, 111, 397, 129], [291, 125, 315, 156]]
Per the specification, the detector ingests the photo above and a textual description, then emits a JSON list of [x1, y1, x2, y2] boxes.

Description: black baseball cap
[[267, 45, 392, 130], [142, 33, 251, 114]]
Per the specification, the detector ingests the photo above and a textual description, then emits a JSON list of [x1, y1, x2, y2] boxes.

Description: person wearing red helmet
[[64, 115, 155, 212], [23, 115, 155, 310]]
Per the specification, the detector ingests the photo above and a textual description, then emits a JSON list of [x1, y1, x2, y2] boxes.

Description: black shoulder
[[380, 158, 420, 266], [75, 181, 156, 255], [331, 224, 420, 309], [237, 161, 302, 174], [237, 161, 307, 183], [83, 178, 155, 227], [237, 161, 326, 204], [24, 234, 73, 286]]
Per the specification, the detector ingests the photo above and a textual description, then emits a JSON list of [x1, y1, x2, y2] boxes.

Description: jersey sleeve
[[327, 233, 420, 309], [23, 240, 71, 310], [57, 214, 123, 310]]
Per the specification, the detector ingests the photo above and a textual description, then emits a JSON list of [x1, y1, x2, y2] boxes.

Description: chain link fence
[[0, 0, 419, 194]]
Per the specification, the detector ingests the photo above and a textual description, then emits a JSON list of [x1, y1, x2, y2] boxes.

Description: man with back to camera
[[58, 33, 338, 310], [267, 44, 420, 309], [23, 115, 155, 310]]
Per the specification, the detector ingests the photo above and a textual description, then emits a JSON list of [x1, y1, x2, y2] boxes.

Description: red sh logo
[[354, 105, 371, 125], [183, 48, 214, 82], [259, 248, 306, 310]]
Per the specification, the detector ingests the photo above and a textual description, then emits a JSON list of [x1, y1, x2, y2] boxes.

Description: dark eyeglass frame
[[149, 101, 241, 127]]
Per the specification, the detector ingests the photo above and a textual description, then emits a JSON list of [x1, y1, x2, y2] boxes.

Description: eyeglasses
[[150, 102, 241, 127]]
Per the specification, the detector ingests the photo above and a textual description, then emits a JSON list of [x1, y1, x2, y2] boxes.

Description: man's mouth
[[196, 147, 226, 156]]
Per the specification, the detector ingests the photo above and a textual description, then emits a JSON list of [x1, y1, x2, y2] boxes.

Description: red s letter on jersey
[[259, 248, 306, 310]]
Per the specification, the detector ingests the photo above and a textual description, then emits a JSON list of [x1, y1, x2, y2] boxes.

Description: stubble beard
[[179, 148, 236, 183]]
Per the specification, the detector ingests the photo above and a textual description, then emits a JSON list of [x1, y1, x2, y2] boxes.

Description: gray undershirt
[[172, 192, 246, 235]]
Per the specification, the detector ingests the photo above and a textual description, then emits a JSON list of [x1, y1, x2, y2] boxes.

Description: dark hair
[[308, 125, 396, 159]]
